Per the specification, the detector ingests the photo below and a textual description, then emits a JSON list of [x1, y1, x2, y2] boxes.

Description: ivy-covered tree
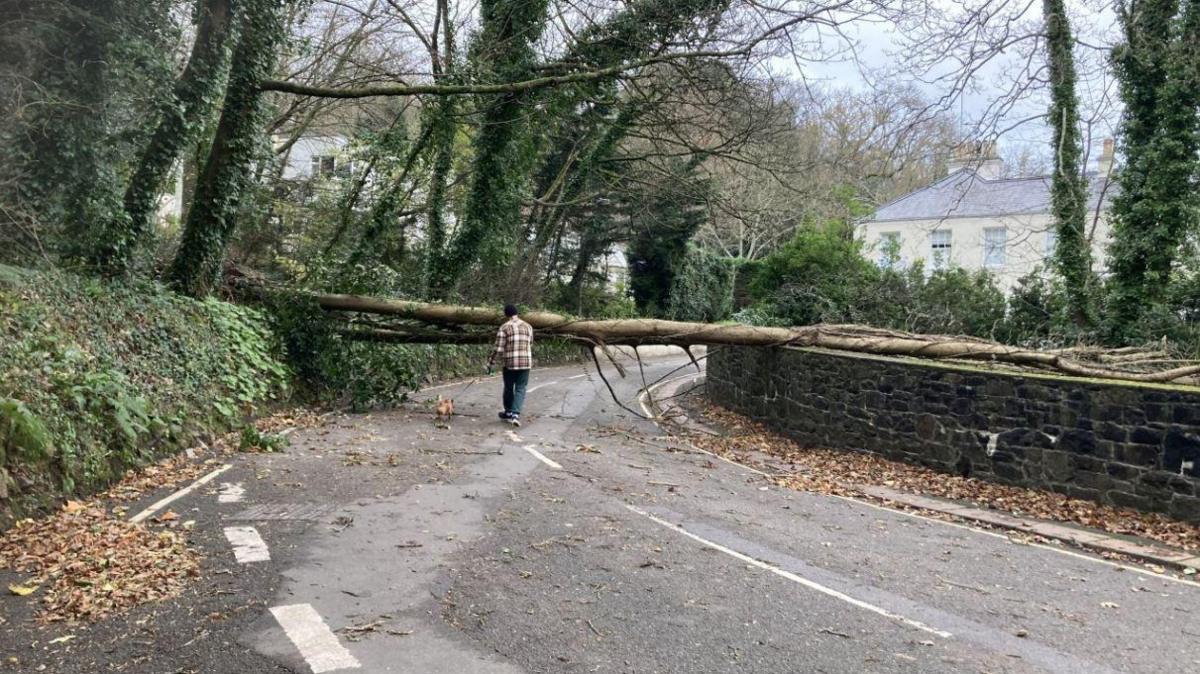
[[91, 0, 236, 277], [3, 0, 175, 266], [1105, 0, 1200, 342], [427, 0, 551, 296], [168, 0, 288, 297], [628, 159, 712, 316], [1043, 0, 1094, 327]]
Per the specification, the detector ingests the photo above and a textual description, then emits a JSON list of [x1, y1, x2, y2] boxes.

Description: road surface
[[6, 356, 1200, 673]]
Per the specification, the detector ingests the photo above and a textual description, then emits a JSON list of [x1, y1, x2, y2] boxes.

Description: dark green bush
[[0, 265, 289, 524], [742, 226, 1007, 339], [747, 224, 882, 326], [667, 246, 738, 322]]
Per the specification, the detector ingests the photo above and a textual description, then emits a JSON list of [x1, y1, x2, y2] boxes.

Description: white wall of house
[[155, 161, 185, 225], [279, 135, 350, 180], [858, 213, 1112, 292]]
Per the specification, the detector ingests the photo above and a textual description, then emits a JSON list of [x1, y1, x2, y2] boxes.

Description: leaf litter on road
[[0, 500, 199, 624], [684, 402, 1200, 553]]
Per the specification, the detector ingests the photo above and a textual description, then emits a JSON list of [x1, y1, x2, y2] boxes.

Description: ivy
[[6, 0, 176, 267], [429, 0, 552, 296], [1105, 0, 1200, 342], [1044, 0, 1095, 326], [0, 265, 288, 523], [667, 246, 738, 322], [168, 0, 289, 297], [90, 0, 236, 277]]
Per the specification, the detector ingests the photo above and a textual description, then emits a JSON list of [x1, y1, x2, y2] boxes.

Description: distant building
[[277, 134, 352, 181], [598, 244, 628, 292], [857, 140, 1116, 292]]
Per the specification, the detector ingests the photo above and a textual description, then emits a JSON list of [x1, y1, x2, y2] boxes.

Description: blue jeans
[[503, 368, 530, 415]]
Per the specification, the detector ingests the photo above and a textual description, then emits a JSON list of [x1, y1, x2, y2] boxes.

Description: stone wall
[[706, 346, 1200, 523]]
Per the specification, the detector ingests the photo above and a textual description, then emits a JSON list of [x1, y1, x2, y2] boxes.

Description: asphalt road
[[6, 356, 1200, 673]]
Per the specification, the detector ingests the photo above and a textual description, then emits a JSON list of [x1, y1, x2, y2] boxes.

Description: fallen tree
[[306, 291, 1200, 384]]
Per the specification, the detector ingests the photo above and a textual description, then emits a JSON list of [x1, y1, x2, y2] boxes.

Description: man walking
[[488, 304, 533, 426]]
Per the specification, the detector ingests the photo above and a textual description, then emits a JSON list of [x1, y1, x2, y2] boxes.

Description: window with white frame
[[930, 229, 952, 270], [310, 155, 337, 177], [1044, 230, 1057, 259], [878, 232, 901, 268], [983, 227, 1007, 268]]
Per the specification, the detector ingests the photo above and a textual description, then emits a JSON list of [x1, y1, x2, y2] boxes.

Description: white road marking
[[129, 464, 232, 524], [526, 379, 561, 392], [834, 493, 1200, 587], [223, 526, 270, 563], [523, 444, 562, 470], [639, 372, 1200, 586], [567, 374, 588, 380], [270, 604, 361, 673], [505, 430, 523, 443], [625, 504, 953, 638], [218, 482, 245, 503]]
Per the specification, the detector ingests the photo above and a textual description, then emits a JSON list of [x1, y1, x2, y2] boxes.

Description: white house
[[858, 140, 1116, 292], [277, 134, 352, 180]]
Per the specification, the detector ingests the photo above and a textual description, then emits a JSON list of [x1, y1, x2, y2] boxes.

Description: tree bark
[[96, 0, 234, 276], [303, 291, 1200, 383], [1043, 0, 1093, 327], [168, 0, 286, 297]]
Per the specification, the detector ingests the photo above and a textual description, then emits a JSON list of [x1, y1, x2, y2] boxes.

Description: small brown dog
[[434, 396, 454, 421]]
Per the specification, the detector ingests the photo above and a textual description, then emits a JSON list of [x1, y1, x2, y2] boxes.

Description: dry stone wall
[[706, 346, 1200, 523]]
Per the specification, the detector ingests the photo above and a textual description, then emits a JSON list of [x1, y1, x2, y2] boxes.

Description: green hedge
[[0, 266, 290, 525], [667, 246, 738, 322]]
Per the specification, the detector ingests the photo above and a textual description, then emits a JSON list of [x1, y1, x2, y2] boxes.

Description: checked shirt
[[493, 317, 533, 370]]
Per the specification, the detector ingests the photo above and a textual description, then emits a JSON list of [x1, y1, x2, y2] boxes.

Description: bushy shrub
[[741, 226, 1007, 339], [667, 246, 738, 322], [906, 267, 1007, 337], [0, 265, 290, 524], [748, 225, 881, 325]]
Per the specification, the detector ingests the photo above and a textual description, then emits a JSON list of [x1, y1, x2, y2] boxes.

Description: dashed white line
[[270, 604, 361, 673], [223, 526, 271, 563], [218, 482, 245, 503], [129, 463, 232, 524], [625, 504, 953, 639], [522, 444, 562, 470]]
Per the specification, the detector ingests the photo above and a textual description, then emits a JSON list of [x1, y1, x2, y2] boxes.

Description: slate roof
[[868, 169, 1115, 223]]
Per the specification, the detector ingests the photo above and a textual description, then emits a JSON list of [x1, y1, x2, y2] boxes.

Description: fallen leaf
[[48, 635, 75, 645], [1101, 602, 1120, 609], [685, 403, 1200, 554], [8, 582, 39, 596]]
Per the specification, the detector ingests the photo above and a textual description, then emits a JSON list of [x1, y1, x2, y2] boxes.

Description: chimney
[[1096, 138, 1115, 177], [946, 140, 1004, 179]]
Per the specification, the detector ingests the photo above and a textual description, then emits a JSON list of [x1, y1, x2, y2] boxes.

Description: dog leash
[[455, 376, 482, 397]]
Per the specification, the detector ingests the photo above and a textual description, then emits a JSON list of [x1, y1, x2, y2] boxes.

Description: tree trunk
[[95, 0, 234, 276], [1105, 0, 1200, 341], [298, 291, 1200, 383], [1043, 0, 1093, 327], [167, 0, 286, 297], [428, 0, 551, 297]]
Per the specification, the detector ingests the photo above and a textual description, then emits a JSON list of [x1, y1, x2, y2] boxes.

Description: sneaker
[[509, 415, 521, 427], [498, 411, 512, 421]]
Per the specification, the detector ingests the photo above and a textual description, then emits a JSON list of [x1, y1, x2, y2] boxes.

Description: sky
[[769, 0, 1122, 174]]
